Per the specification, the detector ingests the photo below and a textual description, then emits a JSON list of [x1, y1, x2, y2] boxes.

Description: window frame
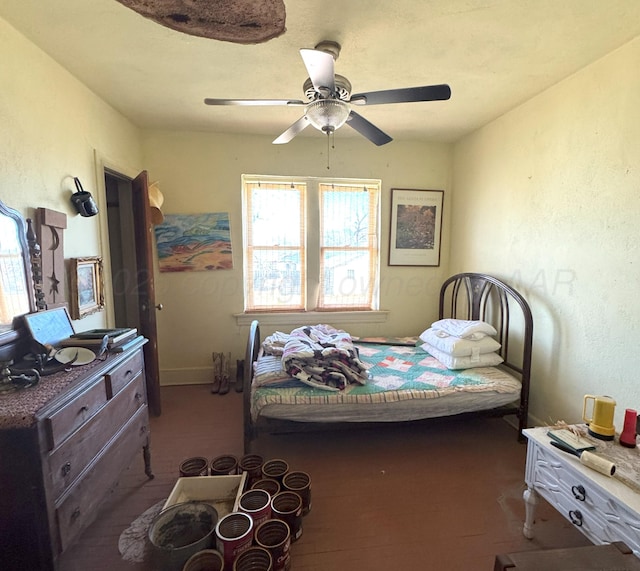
[[242, 174, 381, 313]]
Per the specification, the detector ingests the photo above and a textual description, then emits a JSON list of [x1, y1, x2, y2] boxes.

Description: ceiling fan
[[204, 41, 451, 146]]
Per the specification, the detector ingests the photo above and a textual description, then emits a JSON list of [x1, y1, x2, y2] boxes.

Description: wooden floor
[[58, 384, 591, 571]]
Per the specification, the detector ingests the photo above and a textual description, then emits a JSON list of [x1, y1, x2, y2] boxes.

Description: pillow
[[253, 355, 295, 387], [421, 342, 503, 370], [430, 318, 497, 340], [419, 327, 501, 357]]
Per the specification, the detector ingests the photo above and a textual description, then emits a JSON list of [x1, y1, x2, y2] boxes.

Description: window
[[242, 175, 381, 312]]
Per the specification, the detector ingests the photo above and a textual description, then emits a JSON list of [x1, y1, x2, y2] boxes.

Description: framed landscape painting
[[154, 212, 233, 272], [389, 189, 444, 266]]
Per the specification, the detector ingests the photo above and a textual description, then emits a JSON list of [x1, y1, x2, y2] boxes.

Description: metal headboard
[[439, 273, 533, 438]]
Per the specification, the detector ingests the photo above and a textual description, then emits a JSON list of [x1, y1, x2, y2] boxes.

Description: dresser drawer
[[105, 350, 144, 398], [56, 404, 150, 551], [546, 486, 605, 541], [48, 372, 147, 499], [44, 378, 108, 451]]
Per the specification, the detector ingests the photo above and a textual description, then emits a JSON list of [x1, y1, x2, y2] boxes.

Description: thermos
[[620, 408, 638, 448], [582, 395, 616, 441]]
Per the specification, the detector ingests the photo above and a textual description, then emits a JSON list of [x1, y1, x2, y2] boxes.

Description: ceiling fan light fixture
[[305, 99, 350, 134]]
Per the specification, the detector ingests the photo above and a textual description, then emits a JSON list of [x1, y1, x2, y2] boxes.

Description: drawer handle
[[571, 485, 586, 501], [135, 392, 143, 401], [569, 509, 583, 527], [78, 405, 88, 414], [71, 508, 81, 523], [140, 425, 147, 435], [61, 462, 72, 477], [125, 369, 133, 378]]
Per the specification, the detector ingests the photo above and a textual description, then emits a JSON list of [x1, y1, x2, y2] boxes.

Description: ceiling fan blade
[[204, 98, 305, 106], [350, 84, 451, 106], [272, 116, 310, 144], [300, 49, 336, 94], [346, 111, 393, 146]]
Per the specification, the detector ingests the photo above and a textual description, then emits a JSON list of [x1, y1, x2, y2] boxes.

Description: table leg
[[143, 443, 154, 479], [523, 485, 538, 539]]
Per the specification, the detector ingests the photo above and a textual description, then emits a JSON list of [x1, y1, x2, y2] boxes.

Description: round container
[[148, 501, 218, 571], [182, 549, 224, 571], [179, 457, 209, 477], [238, 454, 264, 487], [210, 454, 238, 476], [255, 518, 291, 571], [238, 489, 272, 528], [215, 512, 253, 570], [282, 471, 312, 515], [261, 459, 289, 483], [251, 478, 281, 496], [271, 491, 303, 542], [232, 546, 273, 571]]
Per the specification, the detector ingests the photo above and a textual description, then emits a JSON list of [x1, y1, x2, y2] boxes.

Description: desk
[[523, 426, 640, 555]]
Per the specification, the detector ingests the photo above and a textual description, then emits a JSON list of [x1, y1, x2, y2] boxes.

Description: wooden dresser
[[0, 339, 153, 570]]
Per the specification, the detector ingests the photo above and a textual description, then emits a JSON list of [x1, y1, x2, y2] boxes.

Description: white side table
[[523, 426, 640, 555]]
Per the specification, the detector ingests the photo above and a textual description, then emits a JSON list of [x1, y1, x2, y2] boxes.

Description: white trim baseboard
[[160, 366, 214, 386]]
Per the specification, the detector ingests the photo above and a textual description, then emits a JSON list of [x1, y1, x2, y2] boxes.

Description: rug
[[118, 499, 166, 563]]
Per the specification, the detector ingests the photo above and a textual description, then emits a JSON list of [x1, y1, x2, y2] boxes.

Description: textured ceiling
[[114, 0, 286, 44], [1, 0, 640, 144]]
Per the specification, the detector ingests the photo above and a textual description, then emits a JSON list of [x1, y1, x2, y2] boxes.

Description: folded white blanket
[[431, 318, 497, 340], [419, 327, 501, 357], [421, 342, 503, 370]]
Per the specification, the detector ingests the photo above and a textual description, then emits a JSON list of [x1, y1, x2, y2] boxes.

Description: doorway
[[105, 172, 139, 328], [103, 169, 161, 416]]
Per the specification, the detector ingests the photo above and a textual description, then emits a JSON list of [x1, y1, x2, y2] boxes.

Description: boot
[[235, 359, 244, 393], [219, 351, 230, 395], [211, 351, 221, 394]]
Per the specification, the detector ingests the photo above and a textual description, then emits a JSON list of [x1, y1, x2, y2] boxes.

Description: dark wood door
[[131, 171, 161, 416]]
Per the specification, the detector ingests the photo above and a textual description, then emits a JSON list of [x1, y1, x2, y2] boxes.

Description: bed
[[242, 273, 533, 453]]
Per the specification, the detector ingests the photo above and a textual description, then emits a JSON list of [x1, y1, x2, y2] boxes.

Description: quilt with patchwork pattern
[[251, 342, 521, 421]]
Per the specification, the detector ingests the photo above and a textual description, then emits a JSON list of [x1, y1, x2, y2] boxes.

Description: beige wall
[[451, 37, 640, 428], [1, 17, 143, 331], [142, 132, 452, 383]]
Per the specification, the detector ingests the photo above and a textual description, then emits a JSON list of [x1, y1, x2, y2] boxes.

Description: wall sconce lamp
[[70, 177, 99, 217]]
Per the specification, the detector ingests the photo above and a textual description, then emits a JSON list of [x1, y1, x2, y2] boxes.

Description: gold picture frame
[[69, 256, 104, 319]]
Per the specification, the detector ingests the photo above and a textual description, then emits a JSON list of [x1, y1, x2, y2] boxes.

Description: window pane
[[322, 190, 370, 247], [251, 188, 301, 246], [319, 183, 379, 309], [321, 249, 372, 307], [250, 249, 303, 308], [244, 180, 306, 311]]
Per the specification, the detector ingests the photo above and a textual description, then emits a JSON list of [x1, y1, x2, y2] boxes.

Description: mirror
[[0, 199, 36, 339]]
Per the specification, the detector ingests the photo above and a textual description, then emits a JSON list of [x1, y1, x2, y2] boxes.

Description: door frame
[[93, 150, 162, 415], [93, 149, 139, 328]]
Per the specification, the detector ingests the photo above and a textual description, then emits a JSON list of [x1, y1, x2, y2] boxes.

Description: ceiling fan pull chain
[[326, 132, 331, 170]]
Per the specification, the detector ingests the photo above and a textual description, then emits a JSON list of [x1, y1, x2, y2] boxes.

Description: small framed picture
[[69, 257, 104, 319], [389, 189, 444, 266]]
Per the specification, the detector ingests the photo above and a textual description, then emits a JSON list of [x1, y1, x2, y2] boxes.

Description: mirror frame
[[0, 199, 36, 349]]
